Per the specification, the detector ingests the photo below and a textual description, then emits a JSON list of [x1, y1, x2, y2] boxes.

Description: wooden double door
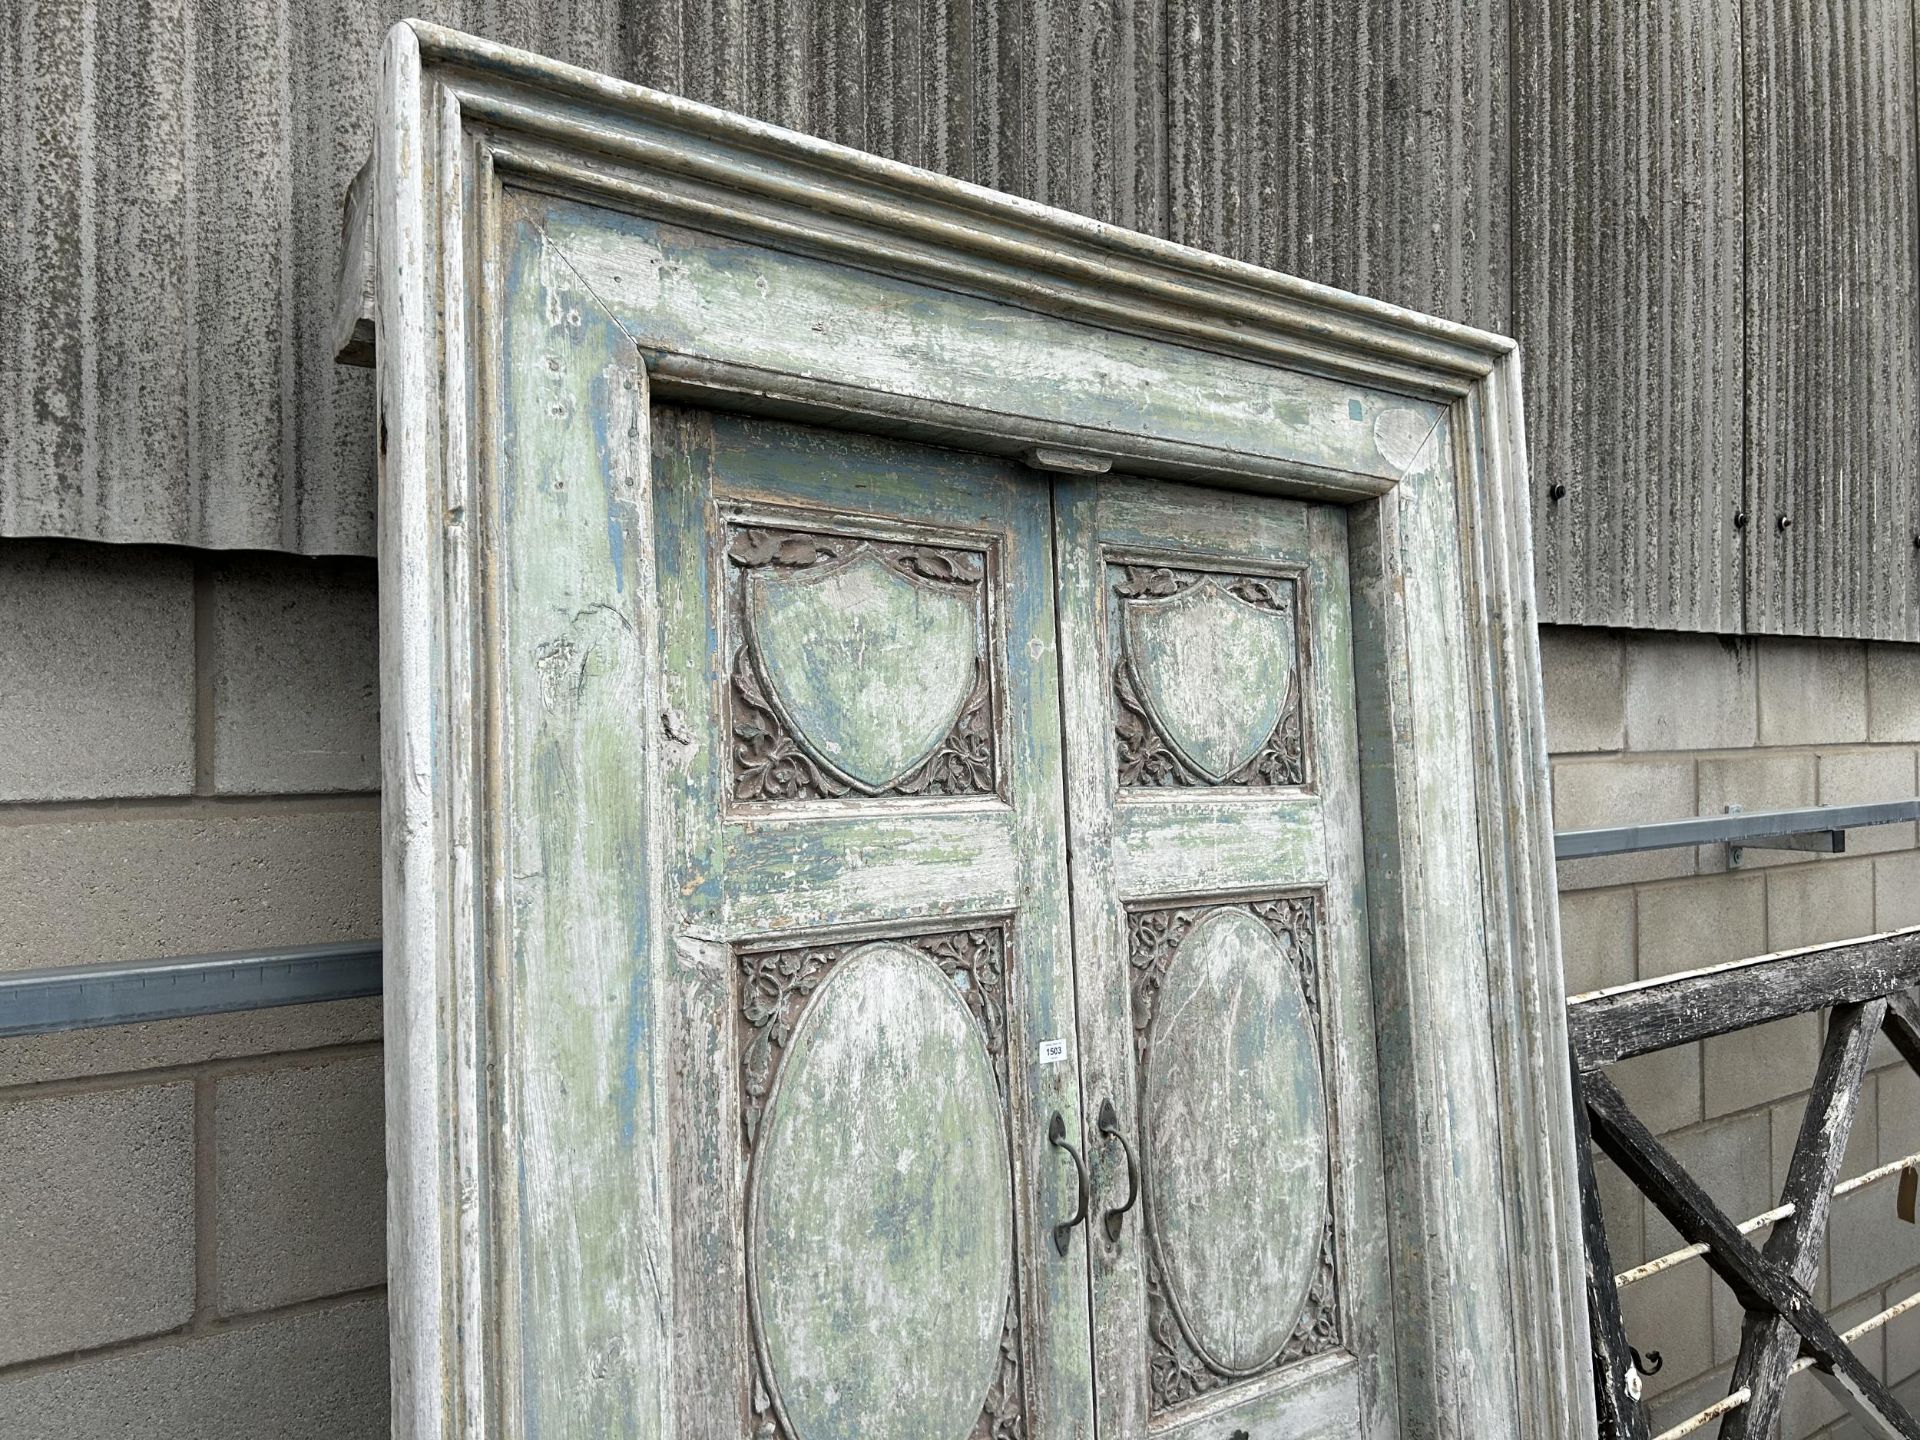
[[653, 407, 1399, 1440]]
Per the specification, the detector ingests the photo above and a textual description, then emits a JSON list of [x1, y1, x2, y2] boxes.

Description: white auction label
[[1037, 1039, 1068, 1065]]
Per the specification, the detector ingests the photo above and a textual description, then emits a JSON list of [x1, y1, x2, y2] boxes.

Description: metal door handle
[[1049, 1111, 1090, 1255], [1098, 1097, 1140, 1242]]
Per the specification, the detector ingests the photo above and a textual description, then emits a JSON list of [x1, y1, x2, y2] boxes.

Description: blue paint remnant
[[616, 960, 647, 1146], [1348, 398, 1365, 421], [605, 511, 626, 592], [591, 385, 627, 594]]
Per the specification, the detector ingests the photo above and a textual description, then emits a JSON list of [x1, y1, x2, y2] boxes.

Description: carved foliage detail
[[1110, 564, 1307, 789], [728, 524, 998, 802], [738, 925, 1027, 1440], [1127, 895, 1342, 1413]]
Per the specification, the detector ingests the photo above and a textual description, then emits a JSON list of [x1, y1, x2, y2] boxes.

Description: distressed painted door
[[649, 408, 1095, 1440], [1053, 477, 1400, 1439]]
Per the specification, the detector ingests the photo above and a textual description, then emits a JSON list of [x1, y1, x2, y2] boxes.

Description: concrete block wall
[[0, 540, 387, 1437], [1546, 626, 1920, 1437]]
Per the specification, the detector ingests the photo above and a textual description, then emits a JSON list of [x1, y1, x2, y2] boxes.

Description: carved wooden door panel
[[1053, 477, 1400, 1439], [649, 408, 1094, 1440]]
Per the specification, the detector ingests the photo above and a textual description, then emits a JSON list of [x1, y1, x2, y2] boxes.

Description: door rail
[[1571, 926, 1920, 1440]]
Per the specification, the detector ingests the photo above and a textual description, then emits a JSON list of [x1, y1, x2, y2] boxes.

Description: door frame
[[356, 20, 1590, 1440]]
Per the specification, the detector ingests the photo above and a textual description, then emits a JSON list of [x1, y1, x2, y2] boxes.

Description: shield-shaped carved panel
[[727, 522, 1001, 802], [1108, 562, 1308, 789]]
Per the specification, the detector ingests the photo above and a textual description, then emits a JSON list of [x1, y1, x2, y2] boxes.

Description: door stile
[[1049, 475, 1153, 1440], [1045, 476, 1124, 1440], [1302, 503, 1402, 1434]]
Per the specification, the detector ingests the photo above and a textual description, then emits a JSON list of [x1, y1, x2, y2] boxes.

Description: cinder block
[[1890, 1282, 1920, 1384], [1658, 1116, 1784, 1376], [1704, 1012, 1821, 1119], [1553, 757, 1698, 889], [1636, 873, 1766, 980], [0, 801, 379, 971], [1613, 1042, 1703, 1136], [0, 541, 193, 801], [214, 1052, 386, 1314], [1619, 1261, 1714, 1400], [1645, 1112, 1774, 1258], [1556, 887, 1634, 996], [1869, 643, 1920, 743], [1817, 748, 1918, 855], [1767, 860, 1876, 952], [0, 1084, 194, 1365], [1876, 853, 1920, 931], [1830, 1112, 1917, 1306], [0, 998, 382, 1089], [207, 556, 378, 795], [1538, 626, 1625, 754], [1759, 638, 1869, 747], [1623, 632, 1757, 753], [1881, 1065, 1920, 1165], [1644, 1365, 1734, 1436], [1696, 751, 1818, 873], [1594, 1154, 1646, 1269], [0, 1295, 388, 1440]]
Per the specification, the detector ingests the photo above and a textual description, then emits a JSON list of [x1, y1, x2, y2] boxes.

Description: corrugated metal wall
[[1516, 0, 1747, 635], [3, 0, 1917, 638], [1743, 0, 1920, 639]]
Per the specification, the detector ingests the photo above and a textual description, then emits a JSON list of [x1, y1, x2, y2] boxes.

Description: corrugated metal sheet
[[5, 0, 1920, 643], [1163, 0, 1508, 331], [1743, 0, 1920, 639], [1516, 0, 1746, 633], [1, 0, 453, 553], [0, 0, 1168, 554]]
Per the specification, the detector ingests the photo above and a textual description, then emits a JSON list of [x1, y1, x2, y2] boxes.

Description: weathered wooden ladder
[[1574, 928, 1920, 1439]]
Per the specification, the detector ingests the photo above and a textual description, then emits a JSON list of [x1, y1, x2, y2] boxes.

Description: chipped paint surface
[[648, 404, 1096, 1440], [541, 201, 1440, 489], [746, 553, 978, 790], [751, 943, 1011, 1440], [499, 210, 668, 1440], [1120, 579, 1296, 780], [1050, 474, 1403, 1437]]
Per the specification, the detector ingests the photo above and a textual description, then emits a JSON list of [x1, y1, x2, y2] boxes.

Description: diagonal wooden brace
[[1721, 999, 1887, 1440], [1584, 1072, 1920, 1440], [1571, 1062, 1652, 1440]]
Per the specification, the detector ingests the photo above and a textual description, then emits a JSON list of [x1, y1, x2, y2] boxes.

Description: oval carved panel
[[749, 941, 1013, 1440], [1141, 906, 1330, 1376]]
